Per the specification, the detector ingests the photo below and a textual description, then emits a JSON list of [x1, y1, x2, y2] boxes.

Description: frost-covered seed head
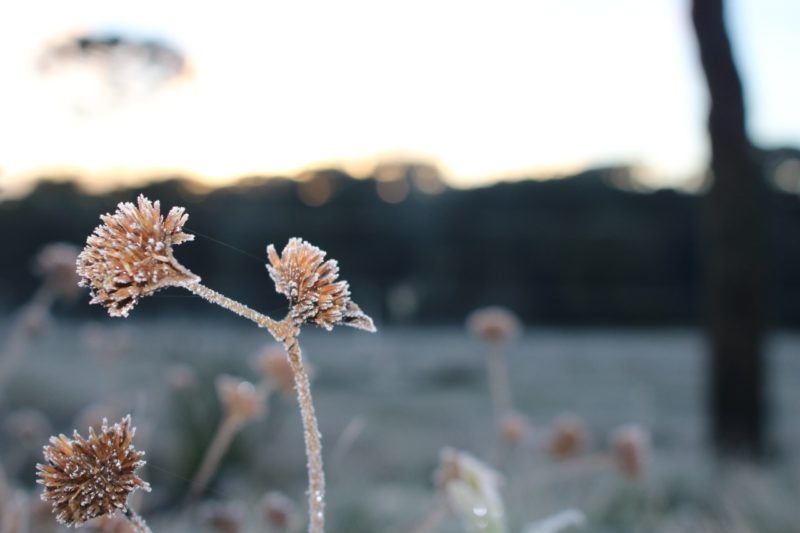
[[216, 376, 267, 423], [35, 242, 82, 300], [76, 194, 198, 317], [36, 415, 150, 526], [467, 307, 521, 344], [546, 414, 588, 460], [611, 424, 650, 480], [266, 238, 375, 332]]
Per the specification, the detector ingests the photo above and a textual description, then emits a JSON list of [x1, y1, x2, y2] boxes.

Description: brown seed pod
[[76, 194, 197, 317], [36, 415, 150, 526], [266, 238, 375, 332]]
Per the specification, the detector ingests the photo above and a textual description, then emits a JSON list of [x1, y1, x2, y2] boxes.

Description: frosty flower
[[467, 307, 521, 344], [36, 415, 150, 526], [76, 194, 198, 317], [610, 424, 650, 480], [435, 448, 506, 533], [35, 242, 82, 300], [546, 414, 588, 460], [266, 238, 375, 332], [216, 376, 267, 423]]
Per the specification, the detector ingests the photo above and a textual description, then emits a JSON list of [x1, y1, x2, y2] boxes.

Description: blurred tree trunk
[[692, 0, 768, 456]]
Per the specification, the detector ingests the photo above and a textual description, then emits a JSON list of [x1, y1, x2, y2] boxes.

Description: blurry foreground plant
[[76, 195, 376, 532], [36, 415, 151, 531], [415, 447, 507, 533]]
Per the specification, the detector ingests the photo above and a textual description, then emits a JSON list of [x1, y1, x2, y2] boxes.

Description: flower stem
[[283, 332, 325, 533], [486, 343, 513, 423], [180, 281, 325, 532], [123, 505, 152, 533], [188, 414, 242, 498], [182, 281, 279, 333]]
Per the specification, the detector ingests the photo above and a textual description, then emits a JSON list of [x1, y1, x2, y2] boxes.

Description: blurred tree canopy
[[2, 160, 800, 326]]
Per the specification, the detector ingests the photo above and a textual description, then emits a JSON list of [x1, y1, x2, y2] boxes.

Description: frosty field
[[3, 319, 800, 532]]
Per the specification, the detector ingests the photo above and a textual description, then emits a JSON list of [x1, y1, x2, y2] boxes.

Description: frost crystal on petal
[[76, 194, 198, 317], [36, 415, 150, 526], [266, 238, 376, 332]]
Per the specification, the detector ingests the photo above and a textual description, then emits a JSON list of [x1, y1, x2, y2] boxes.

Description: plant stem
[[182, 281, 279, 333], [486, 343, 513, 424], [188, 414, 242, 498], [180, 281, 325, 532], [283, 332, 325, 533], [123, 505, 152, 533]]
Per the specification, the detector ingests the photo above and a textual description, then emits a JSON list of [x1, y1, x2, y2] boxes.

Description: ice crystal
[[76, 194, 197, 317], [266, 238, 375, 332], [36, 415, 150, 526]]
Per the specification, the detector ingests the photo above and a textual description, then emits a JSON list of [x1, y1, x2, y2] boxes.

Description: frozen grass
[[3, 319, 800, 532]]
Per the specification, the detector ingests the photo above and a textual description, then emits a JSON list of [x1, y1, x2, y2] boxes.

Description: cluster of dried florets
[[36, 415, 149, 526], [76, 195, 198, 317], [267, 238, 375, 332]]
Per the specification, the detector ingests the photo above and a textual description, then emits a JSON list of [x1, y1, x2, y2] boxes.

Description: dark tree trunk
[[691, 0, 768, 456]]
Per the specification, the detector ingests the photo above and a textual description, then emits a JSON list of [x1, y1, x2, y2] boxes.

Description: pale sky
[[0, 0, 798, 195]]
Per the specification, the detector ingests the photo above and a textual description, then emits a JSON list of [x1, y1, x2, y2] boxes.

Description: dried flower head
[[216, 376, 267, 422], [35, 242, 82, 300], [499, 412, 530, 447], [266, 238, 375, 332], [467, 306, 521, 344], [253, 345, 307, 397], [261, 491, 298, 529], [610, 424, 650, 480], [76, 194, 198, 317], [198, 501, 244, 533], [435, 448, 506, 533], [36, 415, 150, 526], [546, 414, 588, 460]]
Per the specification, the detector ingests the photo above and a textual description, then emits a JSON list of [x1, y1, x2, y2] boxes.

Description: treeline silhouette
[[2, 161, 800, 326]]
